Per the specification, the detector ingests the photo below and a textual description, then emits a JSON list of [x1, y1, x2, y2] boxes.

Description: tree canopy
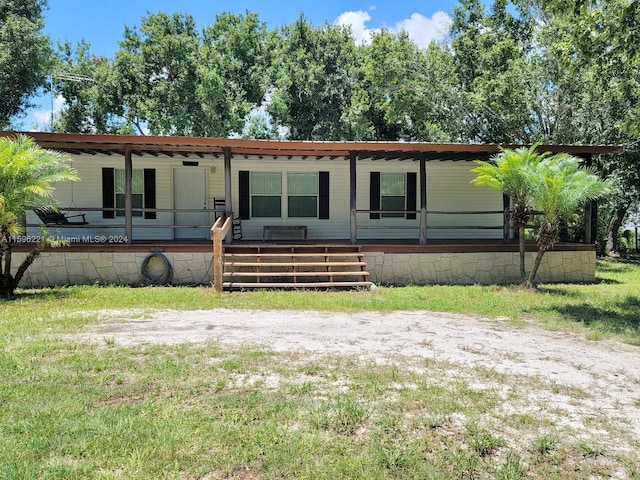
[[0, 0, 51, 128]]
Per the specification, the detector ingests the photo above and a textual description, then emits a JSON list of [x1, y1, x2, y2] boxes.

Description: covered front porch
[[3, 132, 617, 289]]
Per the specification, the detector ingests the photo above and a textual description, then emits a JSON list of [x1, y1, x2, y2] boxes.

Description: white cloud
[[335, 10, 375, 45], [32, 95, 66, 132], [393, 11, 452, 48], [335, 9, 452, 48]]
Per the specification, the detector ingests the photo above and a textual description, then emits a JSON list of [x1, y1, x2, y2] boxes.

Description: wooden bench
[[263, 225, 307, 241]]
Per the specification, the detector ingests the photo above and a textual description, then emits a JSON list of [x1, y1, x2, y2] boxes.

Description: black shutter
[[239, 170, 250, 220], [406, 172, 417, 219], [319, 171, 329, 219], [102, 168, 115, 219], [370, 172, 380, 219], [143, 169, 156, 219]]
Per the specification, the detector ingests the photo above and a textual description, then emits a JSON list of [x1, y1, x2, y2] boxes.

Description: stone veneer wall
[[14, 249, 595, 288], [15, 252, 214, 288], [363, 250, 596, 286]]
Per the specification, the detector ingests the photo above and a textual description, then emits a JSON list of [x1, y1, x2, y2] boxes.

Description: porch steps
[[221, 245, 371, 290]]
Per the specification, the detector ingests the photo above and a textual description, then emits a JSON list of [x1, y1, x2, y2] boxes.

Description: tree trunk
[[518, 224, 526, 282], [525, 248, 546, 289], [605, 205, 630, 254], [13, 245, 44, 288]]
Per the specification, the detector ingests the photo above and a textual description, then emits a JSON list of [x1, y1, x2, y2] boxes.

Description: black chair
[[213, 198, 242, 240], [34, 208, 88, 226]]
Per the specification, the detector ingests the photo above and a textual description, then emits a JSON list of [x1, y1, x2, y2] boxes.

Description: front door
[[173, 167, 208, 239]]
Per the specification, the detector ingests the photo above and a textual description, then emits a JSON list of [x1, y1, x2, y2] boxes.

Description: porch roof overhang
[[1, 132, 622, 161]]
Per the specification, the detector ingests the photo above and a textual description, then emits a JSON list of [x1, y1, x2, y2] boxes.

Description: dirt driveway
[[79, 308, 640, 448]]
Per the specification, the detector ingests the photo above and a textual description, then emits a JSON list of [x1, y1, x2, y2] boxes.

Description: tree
[[0, 135, 79, 297], [538, 0, 640, 254], [472, 146, 547, 281], [110, 12, 204, 135], [198, 11, 269, 137], [360, 30, 457, 141], [268, 15, 361, 140], [526, 155, 611, 287], [450, 0, 537, 143], [0, 0, 51, 128]]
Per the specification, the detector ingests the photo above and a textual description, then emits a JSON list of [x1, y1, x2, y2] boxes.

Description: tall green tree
[[0, 135, 79, 297], [360, 30, 457, 141], [268, 15, 361, 140], [110, 12, 203, 135], [50, 41, 119, 133], [0, 0, 51, 128], [198, 11, 269, 137], [538, 0, 640, 253], [450, 0, 537, 143]]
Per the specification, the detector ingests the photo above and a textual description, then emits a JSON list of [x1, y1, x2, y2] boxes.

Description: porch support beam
[[223, 147, 232, 243], [583, 154, 596, 244], [503, 194, 510, 244], [350, 151, 357, 245], [223, 147, 232, 217], [419, 154, 427, 245], [124, 144, 133, 244]]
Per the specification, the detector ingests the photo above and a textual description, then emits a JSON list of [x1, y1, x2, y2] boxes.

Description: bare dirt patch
[[76, 308, 640, 451]]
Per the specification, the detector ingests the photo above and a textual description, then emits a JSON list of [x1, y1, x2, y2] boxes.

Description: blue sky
[[21, 0, 460, 131]]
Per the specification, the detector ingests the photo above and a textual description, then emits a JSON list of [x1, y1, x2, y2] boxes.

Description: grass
[[0, 258, 639, 478]]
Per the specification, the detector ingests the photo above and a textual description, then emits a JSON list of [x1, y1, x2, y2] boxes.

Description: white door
[[173, 167, 208, 239]]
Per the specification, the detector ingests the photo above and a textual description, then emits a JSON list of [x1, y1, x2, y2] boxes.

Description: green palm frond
[[0, 134, 79, 229]]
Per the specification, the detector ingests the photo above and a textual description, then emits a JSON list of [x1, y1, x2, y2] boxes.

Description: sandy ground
[[78, 308, 640, 445]]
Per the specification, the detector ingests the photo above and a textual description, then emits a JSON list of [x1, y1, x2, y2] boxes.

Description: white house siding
[[356, 159, 503, 240], [230, 156, 351, 240], [426, 161, 503, 239], [26, 152, 226, 241], [356, 159, 420, 240]]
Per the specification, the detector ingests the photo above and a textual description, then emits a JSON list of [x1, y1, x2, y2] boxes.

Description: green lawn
[[1, 259, 639, 479]]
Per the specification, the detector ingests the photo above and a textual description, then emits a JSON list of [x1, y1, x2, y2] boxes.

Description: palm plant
[[0, 135, 79, 297], [471, 145, 547, 282], [525, 154, 611, 288]]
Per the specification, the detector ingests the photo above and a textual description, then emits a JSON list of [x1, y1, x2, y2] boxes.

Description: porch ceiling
[[2, 132, 622, 161]]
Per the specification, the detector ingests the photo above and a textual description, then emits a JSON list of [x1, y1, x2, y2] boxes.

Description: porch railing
[[24, 206, 226, 243], [353, 209, 507, 244]]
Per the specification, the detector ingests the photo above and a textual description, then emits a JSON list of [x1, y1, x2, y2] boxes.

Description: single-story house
[[3, 132, 620, 289]]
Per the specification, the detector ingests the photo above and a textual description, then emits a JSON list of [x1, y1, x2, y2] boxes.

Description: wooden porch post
[[350, 151, 357, 245], [124, 144, 133, 244], [583, 154, 596, 244], [224, 147, 232, 217], [223, 147, 232, 243], [503, 194, 510, 244], [419, 155, 427, 245]]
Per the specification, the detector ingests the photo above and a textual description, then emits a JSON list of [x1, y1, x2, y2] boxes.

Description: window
[[115, 169, 143, 217], [380, 173, 405, 218], [251, 172, 281, 217], [288, 173, 317, 217], [370, 171, 416, 220], [102, 168, 156, 219], [239, 171, 329, 220]]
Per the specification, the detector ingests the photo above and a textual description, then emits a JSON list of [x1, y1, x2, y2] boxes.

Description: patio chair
[[34, 208, 88, 226]]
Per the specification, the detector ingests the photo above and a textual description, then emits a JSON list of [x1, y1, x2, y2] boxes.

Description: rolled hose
[[141, 252, 173, 285]]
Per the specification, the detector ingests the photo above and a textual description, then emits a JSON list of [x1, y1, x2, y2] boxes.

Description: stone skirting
[[363, 250, 596, 286], [14, 249, 596, 288], [15, 251, 213, 288]]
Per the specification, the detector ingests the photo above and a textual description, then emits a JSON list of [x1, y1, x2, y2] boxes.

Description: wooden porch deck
[[13, 238, 594, 254], [13, 239, 595, 253]]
